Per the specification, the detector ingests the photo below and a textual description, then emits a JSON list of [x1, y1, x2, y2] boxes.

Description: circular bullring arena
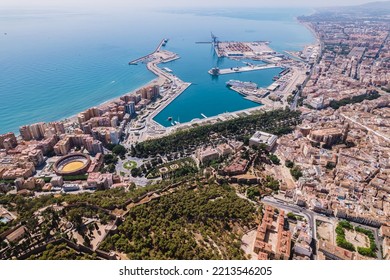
[[53, 153, 91, 176]]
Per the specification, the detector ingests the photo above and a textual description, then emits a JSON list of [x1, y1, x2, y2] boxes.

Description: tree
[[133, 109, 301, 158], [112, 145, 127, 157], [107, 164, 116, 173], [130, 145, 136, 157], [285, 160, 294, 168], [258, 143, 268, 152], [131, 168, 141, 177], [290, 166, 303, 180], [287, 212, 297, 220], [247, 187, 260, 200], [268, 154, 280, 165], [105, 143, 116, 151], [104, 154, 118, 165], [325, 162, 336, 170], [264, 176, 280, 191]]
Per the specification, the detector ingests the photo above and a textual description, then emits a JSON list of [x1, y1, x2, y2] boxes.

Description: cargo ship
[[226, 80, 258, 90]]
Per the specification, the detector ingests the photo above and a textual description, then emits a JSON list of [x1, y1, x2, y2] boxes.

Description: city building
[[62, 184, 80, 192], [0, 133, 17, 151], [254, 206, 291, 260], [125, 101, 136, 116], [87, 172, 113, 190], [318, 241, 354, 260], [196, 147, 220, 165], [249, 131, 278, 151], [50, 176, 64, 187]]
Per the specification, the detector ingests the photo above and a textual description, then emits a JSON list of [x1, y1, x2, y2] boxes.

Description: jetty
[[129, 38, 168, 65]]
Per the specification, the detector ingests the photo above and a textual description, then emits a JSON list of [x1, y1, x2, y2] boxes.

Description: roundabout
[[123, 161, 137, 170]]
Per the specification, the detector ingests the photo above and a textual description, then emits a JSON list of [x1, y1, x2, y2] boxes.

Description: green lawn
[[123, 161, 137, 170]]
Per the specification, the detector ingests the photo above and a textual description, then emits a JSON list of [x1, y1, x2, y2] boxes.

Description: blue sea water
[[0, 8, 314, 134]]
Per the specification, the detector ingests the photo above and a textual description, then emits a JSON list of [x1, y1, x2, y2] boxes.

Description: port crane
[[211, 32, 219, 49]]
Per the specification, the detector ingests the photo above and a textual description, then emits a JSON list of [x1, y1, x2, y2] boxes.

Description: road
[[261, 196, 316, 239], [290, 40, 324, 111], [116, 157, 150, 186], [237, 193, 316, 235], [236, 192, 318, 256], [349, 222, 383, 260], [341, 113, 390, 143]]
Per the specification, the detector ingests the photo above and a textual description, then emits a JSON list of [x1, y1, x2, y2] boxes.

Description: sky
[[0, 0, 383, 10]]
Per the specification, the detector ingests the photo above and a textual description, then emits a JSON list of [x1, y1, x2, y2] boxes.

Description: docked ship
[[208, 67, 220, 76], [226, 80, 258, 90]]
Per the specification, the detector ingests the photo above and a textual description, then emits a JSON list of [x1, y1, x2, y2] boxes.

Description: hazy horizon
[[1, 0, 389, 11]]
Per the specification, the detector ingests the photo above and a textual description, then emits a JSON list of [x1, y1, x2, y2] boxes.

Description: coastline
[[62, 76, 160, 125], [63, 50, 179, 127], [300, 20, 319, 45], [8, 18, 316, 136]]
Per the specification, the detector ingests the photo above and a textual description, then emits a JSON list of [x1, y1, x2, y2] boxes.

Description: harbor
[[59, 34, 310, 144], [0, 8, 317, 135], [125, 34, 310, 143]]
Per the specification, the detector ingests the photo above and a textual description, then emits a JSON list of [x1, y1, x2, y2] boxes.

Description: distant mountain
[[316, 1, 390, 17], [348, 1, 390, 13], [356, 1, 390, 9]]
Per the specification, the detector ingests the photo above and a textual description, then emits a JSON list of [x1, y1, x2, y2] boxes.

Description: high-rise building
[[19, 125, 32, 141], [0, 132, 17, 150], [50, 122, 65, 135], [152, 85, 160, 96], [91, 140, 104, 154], [125, 101, 136, 116], [54, 137, 71, 156], [140, 88, 148, 99], [44, 127, 56, 139], [110, 130, 119, 145], [28, 149, 45, 166], [29, 123, 46, 140], [111, 116, 118, 128], [83, 136, 103, 155]]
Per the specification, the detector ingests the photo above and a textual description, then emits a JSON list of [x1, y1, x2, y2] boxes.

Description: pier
[[201, 113, 207, 119], [129, 38, 168, 65], [208, 64, 280, 75]]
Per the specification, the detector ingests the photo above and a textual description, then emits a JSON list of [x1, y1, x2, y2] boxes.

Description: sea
[[0, 7, 314, 134]]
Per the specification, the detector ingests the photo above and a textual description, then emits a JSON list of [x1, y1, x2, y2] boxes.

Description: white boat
[[163, 67, 173, 73]]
